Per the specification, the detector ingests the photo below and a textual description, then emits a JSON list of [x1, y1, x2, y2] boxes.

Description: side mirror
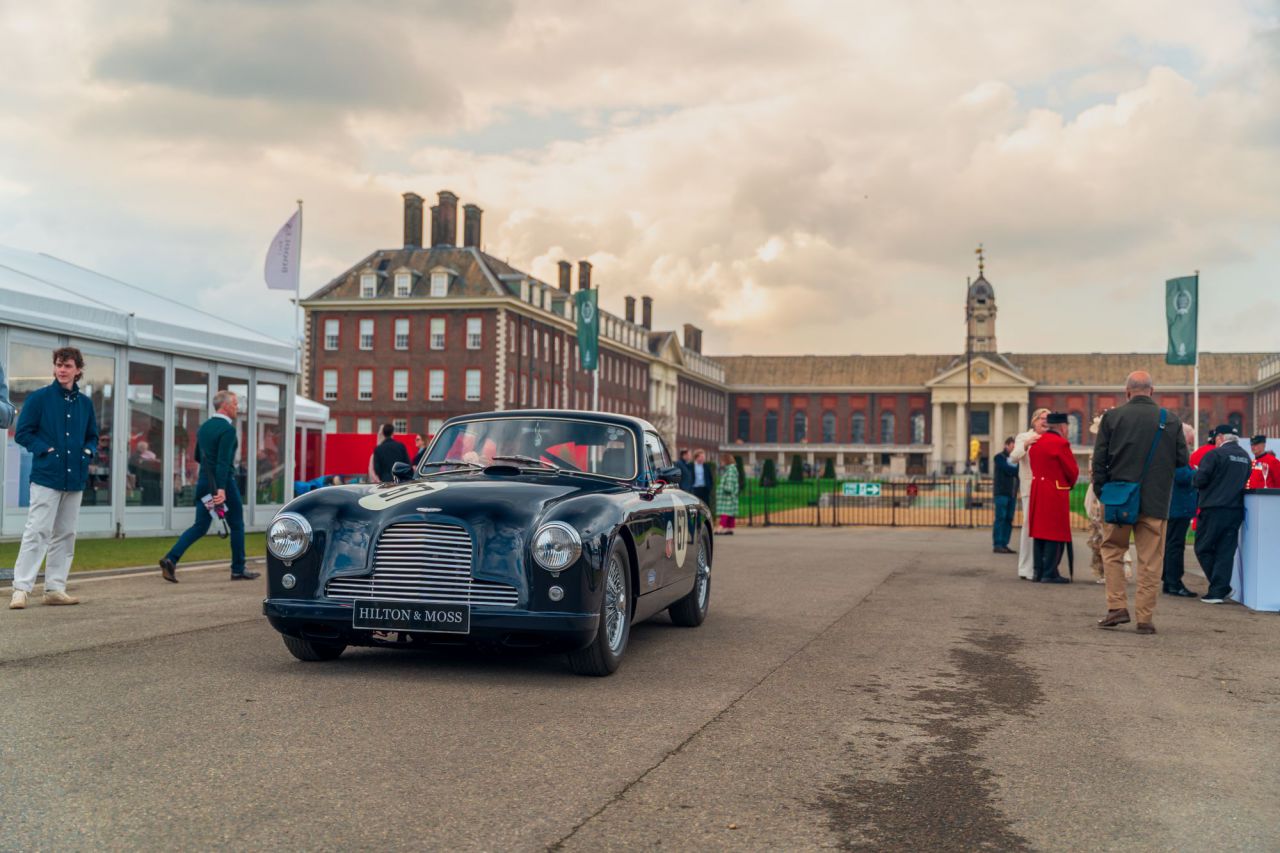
[[640, 479, 667, 501], [657, 465, 683, 484], [391, 461, 414, 483]]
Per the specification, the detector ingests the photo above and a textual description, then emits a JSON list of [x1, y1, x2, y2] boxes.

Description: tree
[[788, 455, 805, 483], [761, 458, 777, 487], [822, 457, 836, 479], [734, 454, 745, 482]]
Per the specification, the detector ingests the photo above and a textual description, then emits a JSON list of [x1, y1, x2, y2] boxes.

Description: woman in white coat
[[1008, 408, 1049, 580]]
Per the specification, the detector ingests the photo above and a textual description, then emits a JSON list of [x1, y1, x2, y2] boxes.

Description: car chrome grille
[[324, 522, 519, 608]]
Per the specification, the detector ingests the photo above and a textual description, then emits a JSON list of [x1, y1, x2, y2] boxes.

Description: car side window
[[643, 432, 670, 475]]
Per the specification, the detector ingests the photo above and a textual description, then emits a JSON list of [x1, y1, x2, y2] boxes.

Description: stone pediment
[[926, 356, 1034, 389]]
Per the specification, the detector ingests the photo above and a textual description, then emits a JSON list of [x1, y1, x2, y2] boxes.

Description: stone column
[[931, 402, 943, 474], [836, 451, 845, 477], [955, 402, 967, 469], [1017, 400, 1028, 433], [993, 402, 1005, 467]]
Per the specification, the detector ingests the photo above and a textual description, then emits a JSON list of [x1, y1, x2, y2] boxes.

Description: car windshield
[[424, 417, 638, 480]]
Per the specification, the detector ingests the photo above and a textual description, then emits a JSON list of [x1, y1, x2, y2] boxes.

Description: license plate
[[351, 600, 470, 634]]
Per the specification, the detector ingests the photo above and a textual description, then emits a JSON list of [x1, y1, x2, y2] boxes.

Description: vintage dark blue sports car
[[262, 410, 712, 675]]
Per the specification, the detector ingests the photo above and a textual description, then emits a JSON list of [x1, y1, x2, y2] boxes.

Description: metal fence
[[732, 477, 1092, 530]]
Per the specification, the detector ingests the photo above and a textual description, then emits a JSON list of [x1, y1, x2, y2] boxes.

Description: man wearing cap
[[1247, 435, 1280, 490], [1193, 425, 1253, 603], [1027, 412, 1078, 583], [1092, 371, 1188, 635]]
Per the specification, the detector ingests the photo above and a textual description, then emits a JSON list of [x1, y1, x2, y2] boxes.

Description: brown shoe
[[1135, 623, 1157, 635], [1097, 609, 1130, 628], [43, 590, 80, 606], [159, 557, 178, 583]]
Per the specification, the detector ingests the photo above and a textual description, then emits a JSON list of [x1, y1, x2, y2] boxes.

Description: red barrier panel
[[324, 433, 419, 480]]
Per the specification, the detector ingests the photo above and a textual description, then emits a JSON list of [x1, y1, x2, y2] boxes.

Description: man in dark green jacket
[[1091, 371, 1188, 634], [159, 390, 256, 582]]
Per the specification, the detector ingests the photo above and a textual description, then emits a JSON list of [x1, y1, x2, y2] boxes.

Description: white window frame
[[465, 369, 481, 402], [393, 418, 408, 434], [393, 369, 409, 401], [394, 272, 411, 298], [357, 417, 373, 435], [322, 369, 338, 401], [428, 370, 445, 401], [360, 273, 376, 298], [430, 271, 448, 297], [359, 319, 374, 351], [394, 318, 410, 350], [466, 317, 482, 350], [430, 318, 446, 350], [324, 319, 340, 350], [357, 369, 373, 401]]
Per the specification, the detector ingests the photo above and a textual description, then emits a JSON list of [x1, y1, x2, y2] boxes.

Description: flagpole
[[1193, 269, 1199, 444], [294, 199, 304, 373]]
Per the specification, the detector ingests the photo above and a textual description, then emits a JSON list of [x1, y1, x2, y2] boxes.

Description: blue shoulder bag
[[1099, 408, 1166, 525]]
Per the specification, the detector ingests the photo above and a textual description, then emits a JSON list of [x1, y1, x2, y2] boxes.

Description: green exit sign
[[842, 482, 882, 497]]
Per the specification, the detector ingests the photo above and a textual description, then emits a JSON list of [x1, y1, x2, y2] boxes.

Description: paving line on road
[[546, 554, 921, 851], [1, 557, 266, 593]]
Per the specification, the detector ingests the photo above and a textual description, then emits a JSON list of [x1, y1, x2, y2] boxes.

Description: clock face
[[972, 365, 990, 384]]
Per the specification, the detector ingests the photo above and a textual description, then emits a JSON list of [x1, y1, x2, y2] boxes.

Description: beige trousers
[[1101, 514, 1166, 624], [12, 483, 84, 594]]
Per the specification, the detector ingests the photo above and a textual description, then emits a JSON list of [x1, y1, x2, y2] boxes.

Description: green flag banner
[[1165, 275, 1198, 365], [575, 289, 599, 371]]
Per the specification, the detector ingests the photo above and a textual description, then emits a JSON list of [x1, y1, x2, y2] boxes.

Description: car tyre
[[282, 634, 347, 662], [669, 530, 710, 627], [568, 539, 632, 677]]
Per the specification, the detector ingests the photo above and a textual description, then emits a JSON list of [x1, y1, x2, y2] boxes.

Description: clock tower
[[967, 245, 997, 353]]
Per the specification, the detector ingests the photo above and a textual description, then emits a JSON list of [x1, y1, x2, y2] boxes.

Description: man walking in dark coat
[[9, 347, 98, 609], [1193, 425, 1252, 604], [991, 436, 1018, 554], [370, 423, 411, 483], [1162, 423, 1198, 597], [676, 449, 694, 491], [159, 390, 256, 582], [1091, 371, 1188, 634]]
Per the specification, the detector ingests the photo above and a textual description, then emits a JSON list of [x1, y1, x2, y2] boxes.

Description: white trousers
[[1017, 494, 1034, 579], [12, 483, 83, 593]]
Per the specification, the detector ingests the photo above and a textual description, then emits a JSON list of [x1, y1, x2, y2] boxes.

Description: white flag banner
[[264, 209, 301, 291]]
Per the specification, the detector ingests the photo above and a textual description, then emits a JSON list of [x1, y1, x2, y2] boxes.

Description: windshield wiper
[[491, 455, 561, 470], [419, 458, 485, 477]]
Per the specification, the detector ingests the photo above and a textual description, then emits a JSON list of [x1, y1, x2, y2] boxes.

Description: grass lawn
[[0, 532, 267, 573]]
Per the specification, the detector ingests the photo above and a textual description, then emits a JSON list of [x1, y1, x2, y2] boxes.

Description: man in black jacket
[[1193, 425, 1252, 604], [991, 436, 1018, 554], [1091, 371, 1188, 634], [159, 390, 255, 582], [371, 423, 411, 483]]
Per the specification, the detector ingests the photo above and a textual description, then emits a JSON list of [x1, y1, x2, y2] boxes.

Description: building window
[[880, 411, 896, 444], [911, 411, 926, 444], [394, 273, 411, 298], [1068, 411, 1083, 445], [393, 418, 408, 433], [466, 317, 482, 349], [357, 417, 373, 434], [521, 326, 528, 357], [324, 319, 339, 350], [322, 369, 337, 401], [394, 318, 410, 350], [793, 410, 807, 443], [360, 273, 376, 298], [359, 319, 374, 350], [393, 369, 409, 401], [428, 418, 444, 436], [822, 411, 836, 443], [765, 410, 779, 443], [851, 412, 866, 444], [429, 370, 445, 401], [465, 369, 481, 401], [430, 271, 448, 297], [325, 418, 337, 433], [430, 318, 446, 350], [736, 410, 751, 442], [1228, 412, 1244, 434], [358, 369, 373, 401]]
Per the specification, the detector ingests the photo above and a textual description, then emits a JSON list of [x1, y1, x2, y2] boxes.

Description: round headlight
[[267, 513, 312, 561], [531, 522, 582, 571]]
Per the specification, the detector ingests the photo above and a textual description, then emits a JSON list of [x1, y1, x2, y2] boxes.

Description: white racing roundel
[[358, 481, 450, 511]]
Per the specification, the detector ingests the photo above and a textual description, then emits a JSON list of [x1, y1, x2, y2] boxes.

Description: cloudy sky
[[1, 0, 1278, 356]]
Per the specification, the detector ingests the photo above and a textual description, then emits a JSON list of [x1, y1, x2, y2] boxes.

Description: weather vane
[[975, 243, 985, 277]]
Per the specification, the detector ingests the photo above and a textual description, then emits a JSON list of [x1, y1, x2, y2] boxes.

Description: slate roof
[[715, 352, 1271, 388], [304, 246, 512, 300]]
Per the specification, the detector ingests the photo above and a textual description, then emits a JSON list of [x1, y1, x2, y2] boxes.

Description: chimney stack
[[577, 260, 592, 291], [683, 323, 703, 354], [462, 203, 483, 248], [558, 261, 572, 293], [434, 190, 458, 246], [641, 296, 653, 330], [402, 192, 424, 249], [624, 296, 636, 324]]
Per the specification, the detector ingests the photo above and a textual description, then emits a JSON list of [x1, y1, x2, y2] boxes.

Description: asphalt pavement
[[1, 529, 1276, 851]]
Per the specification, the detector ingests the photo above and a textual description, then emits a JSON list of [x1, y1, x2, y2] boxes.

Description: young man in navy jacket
[[9, 347, 98, 609]]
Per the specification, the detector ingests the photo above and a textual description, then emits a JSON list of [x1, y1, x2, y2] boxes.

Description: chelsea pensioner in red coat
[[1028, 427, 1079, 542]]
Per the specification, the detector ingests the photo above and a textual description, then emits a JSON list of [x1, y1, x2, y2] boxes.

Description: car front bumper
[[263, 598, 600, 651]]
